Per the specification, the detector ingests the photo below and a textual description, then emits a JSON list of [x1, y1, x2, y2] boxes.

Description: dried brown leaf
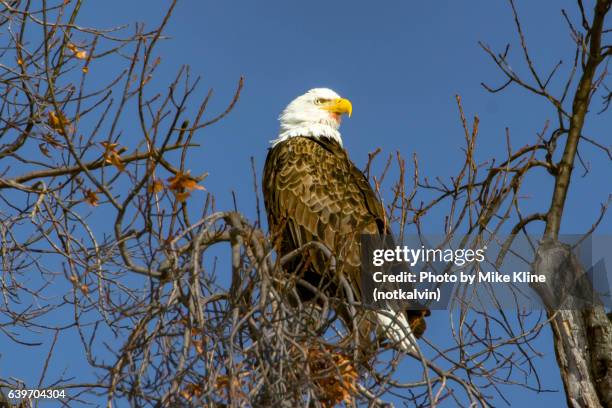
[[84, 189, 99, 207], [175, 191, 191, 203], [47, 111, 70, 135], [180, 383, 202, 401], [308, 345, 358, 407], [67, 42, 87, 59], [167, 171, 204, 191], [148, 179, 164, 193], [101, 142, 125, 172], [192, 339, 205, 355]]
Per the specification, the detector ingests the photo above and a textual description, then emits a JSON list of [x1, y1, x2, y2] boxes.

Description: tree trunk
[[533, 240, 612, 408], [537, 1, 612, 406]]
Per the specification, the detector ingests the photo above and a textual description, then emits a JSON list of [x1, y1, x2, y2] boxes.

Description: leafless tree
[[0, 0, 609, 407], [477, 1, 612, 406]]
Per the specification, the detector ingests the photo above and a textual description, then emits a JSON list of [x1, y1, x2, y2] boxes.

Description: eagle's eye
[[314, 98, 327, 105]]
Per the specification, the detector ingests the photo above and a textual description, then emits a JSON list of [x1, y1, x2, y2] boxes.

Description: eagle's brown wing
[[263, 136, 385, 299], [263, 136, 429, 341]]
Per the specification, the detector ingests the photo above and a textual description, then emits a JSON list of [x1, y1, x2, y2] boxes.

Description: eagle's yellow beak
[[322, 98, 352, 118]]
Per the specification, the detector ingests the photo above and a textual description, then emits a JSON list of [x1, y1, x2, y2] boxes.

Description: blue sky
[[4, 0, 611, 406], [79, 0, 609, 233]]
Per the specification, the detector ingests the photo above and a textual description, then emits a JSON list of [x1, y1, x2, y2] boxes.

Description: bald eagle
[[263, 88, 428, 353]]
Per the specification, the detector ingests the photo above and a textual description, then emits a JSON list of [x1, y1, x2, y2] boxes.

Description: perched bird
[[263, 88, 428, 354]]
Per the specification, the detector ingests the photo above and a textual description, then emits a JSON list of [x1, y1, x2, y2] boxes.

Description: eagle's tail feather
[[375, 310, 417, 353]]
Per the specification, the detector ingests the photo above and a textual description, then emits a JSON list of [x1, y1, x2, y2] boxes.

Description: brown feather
[[263, 136, 428, 350]]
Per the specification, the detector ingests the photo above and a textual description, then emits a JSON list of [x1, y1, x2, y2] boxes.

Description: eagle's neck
[[271, 123, 343, 147]]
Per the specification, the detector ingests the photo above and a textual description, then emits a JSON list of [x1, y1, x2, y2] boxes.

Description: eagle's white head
[[272, 88, 352, 147]]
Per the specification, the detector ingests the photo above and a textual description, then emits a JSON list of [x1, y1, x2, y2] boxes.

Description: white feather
[[375, 310, 417, 353], [271, 88, 344, 147]]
